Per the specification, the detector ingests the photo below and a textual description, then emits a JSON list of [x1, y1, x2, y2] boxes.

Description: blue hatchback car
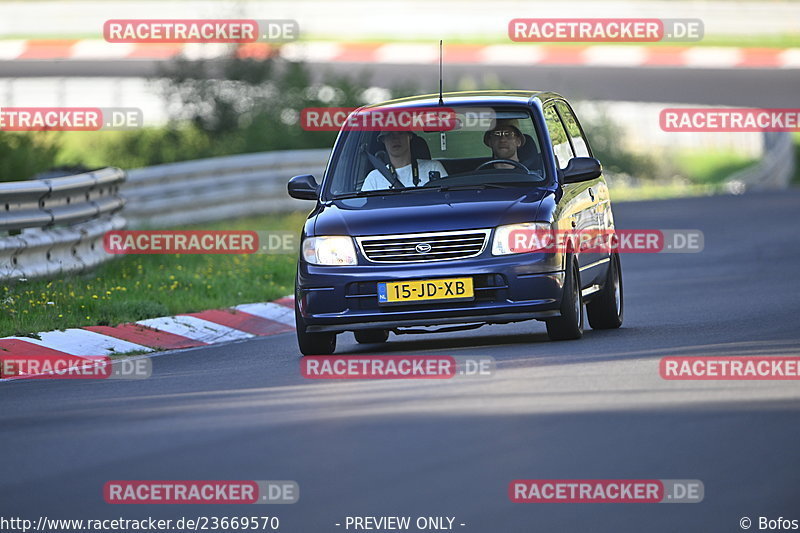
[[288, 91, 623, 355]]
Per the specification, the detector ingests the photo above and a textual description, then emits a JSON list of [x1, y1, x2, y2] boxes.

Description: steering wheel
[[476, 159, 530, 172]]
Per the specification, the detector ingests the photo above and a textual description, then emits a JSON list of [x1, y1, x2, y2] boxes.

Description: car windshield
[[324, 105, 548, 199]]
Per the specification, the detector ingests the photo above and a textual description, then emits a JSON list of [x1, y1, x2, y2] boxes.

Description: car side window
[[555, 102, 591, 158], [543, 105, 574, 169]]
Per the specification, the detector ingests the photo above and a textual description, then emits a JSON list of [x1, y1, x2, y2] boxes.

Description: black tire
[[295, 299, 336, 356], [546, 257, 584, 341], [354, 329, 390, 344], [587, 253, 624, 330]]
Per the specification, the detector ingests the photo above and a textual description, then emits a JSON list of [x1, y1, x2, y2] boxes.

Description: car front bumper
[[297, 253, 565, 333]]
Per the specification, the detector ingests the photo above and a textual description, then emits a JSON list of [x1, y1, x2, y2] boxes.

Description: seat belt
[[361, 144, 404, 189]]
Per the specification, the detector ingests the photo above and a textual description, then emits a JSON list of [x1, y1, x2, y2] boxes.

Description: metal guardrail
[[123, 149, 330, 227], [1, 167, 126, 280], [724, 132, 796, 193]]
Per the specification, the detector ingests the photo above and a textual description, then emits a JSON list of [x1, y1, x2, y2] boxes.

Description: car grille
[[357, 229, 491, 263]]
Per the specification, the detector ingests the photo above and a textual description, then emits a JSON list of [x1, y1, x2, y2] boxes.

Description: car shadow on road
[[335, 324, 800, 372]]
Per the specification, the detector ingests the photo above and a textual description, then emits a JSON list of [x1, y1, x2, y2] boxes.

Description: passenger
[[361, 131, 448, 191]]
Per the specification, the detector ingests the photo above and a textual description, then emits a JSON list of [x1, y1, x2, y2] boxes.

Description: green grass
[[108, 349, 153, 359], [1, 212, 308, 338], [609, 182, 722, 202], [673, 150, 758, 184], [610, 149, 759, 201]]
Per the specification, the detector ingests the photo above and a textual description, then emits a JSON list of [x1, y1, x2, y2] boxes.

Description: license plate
[[377, 277, 474, 304]]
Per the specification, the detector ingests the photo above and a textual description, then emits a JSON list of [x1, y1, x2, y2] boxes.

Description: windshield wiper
[[333, 190, 398, 200], [334, 183, 518, 199], [433, 183, 517, 191]]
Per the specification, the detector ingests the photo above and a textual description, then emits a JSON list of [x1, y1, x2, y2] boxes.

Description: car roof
[[360, 90, 565, 110]]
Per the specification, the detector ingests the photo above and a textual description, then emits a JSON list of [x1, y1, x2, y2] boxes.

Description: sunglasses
[[490, 130, 518, 138]]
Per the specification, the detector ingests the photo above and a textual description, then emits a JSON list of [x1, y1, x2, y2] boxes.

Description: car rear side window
[[555, 101, 591, 158], [543, 105, 574, 169]]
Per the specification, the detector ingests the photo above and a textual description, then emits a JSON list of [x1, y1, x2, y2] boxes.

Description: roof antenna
[[438, 40, 444, 105]]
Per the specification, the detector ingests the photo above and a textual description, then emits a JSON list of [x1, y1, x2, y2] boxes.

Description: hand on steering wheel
[[476, 159, 531, 172]]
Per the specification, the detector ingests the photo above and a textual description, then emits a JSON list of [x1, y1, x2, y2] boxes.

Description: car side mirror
[[562, 157, 602, 184], [288, 174, 320, 200]]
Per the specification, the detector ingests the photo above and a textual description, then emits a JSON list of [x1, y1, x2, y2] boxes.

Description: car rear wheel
[[354, 329, 390, 344], [546, 257, 584, 341], [587, 253, 624, 329], [295, 299, 336, 356]]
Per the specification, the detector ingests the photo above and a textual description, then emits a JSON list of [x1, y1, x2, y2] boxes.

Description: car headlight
[[302, 236, 358, 265], [492, 222, 552, 255]]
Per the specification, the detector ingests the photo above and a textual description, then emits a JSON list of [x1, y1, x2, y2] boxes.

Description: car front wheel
[[587, 253, 623, 329], [546, 257, 584, 341], [295, 299, 336, 356]]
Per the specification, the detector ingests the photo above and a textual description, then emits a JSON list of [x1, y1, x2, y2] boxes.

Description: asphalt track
[[2, 190, 800, 532], [3, 61, 800, 106]]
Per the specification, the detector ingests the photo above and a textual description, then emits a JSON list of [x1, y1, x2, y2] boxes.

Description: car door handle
[[588, 188, 595, 201]]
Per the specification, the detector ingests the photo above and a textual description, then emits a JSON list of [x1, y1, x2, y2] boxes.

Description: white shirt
[[361, 160, 448, 191]]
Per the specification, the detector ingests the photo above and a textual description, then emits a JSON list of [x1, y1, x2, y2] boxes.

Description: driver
[[361, 131, 448, 191], [483, 119, 526, 169]]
